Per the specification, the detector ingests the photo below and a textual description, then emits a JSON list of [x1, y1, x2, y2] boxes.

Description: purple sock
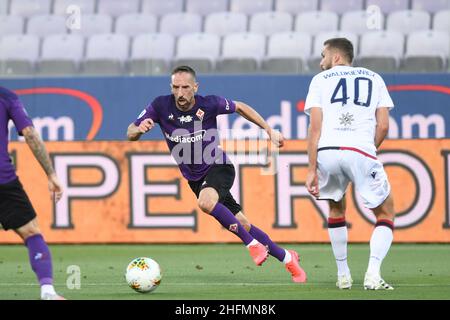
[[210, 203, 254, 245], [25, 234, 53, 286], [249, 225, 286, 262]]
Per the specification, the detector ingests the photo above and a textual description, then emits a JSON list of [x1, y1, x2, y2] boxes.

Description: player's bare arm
[[21, 126, 63, 202], [127, 118, 155, 141], [306, 107, 322, 197], [234, 101, 284, 147], [375, 107, 390, 149]]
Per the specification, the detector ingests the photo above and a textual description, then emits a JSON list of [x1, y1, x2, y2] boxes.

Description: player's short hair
[[324, 38, 354, 63], [171, 65, 197, 80]]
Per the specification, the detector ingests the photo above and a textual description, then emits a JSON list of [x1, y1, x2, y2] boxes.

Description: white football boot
[[336, 274, 353, 289], [364, 273, 394, 290]]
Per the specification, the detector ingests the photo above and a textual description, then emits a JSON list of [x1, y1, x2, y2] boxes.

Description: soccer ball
[[125, 257, 162, 293]]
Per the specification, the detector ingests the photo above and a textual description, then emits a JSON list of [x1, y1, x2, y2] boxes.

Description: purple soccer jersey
[[134, 94, 236, 181], [0, 86, 33, 184]]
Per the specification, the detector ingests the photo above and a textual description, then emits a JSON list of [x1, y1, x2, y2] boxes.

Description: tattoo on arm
[[22, 126, 55, 176]]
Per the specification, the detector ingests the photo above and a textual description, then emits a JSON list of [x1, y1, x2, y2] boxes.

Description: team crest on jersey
[[168, 113, 174, 120], [196, 108, 205, 121], [178, 115, 193, 124], [339, 112, 354, 126]]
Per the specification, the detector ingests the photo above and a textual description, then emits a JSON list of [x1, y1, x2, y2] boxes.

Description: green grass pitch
[[0, 244, 449, 300]]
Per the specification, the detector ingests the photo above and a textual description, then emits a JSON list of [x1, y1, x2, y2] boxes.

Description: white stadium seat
[[218, 33, 266, 73], [230, 0, 273, 14], [10, 0, 51, 17], [365, 0, 409, 14], [0, 0, 9, 14], [433, 10, 450, 32], [249, 11, 293, 36], [412, 0, 450, 13], [387, 10, 431, 34], [141, 0, 184, 16], [186, 0, 228, 16], [406, 31, 449, 59], [38, 34, 84, 75], [359, 31, 405, 59], [341, 10, 385, 35], [69, 14, 113, 36], [174, 33, 221, 73], [115, 14, 158, 36], [0, 34, 40, 75], [97, 0, 140, 18], [320, 0, 364, 14], [53, 0, 95, 15], [131, 33, 175, 61], [295, 11, 339, 35], [27, 15, 68, 37], [176, 33, 221, 61], [41, 34, 84, 61], [402, 30, 449, 72], [0, 34, 40, 60], [83, 33, 130, 75], [275, 0, 319, 14], [0, 15, 24, 36], [204, 12, 247, 36], [263, 32, 312, 73], [159, 13, 202, 37], [129, 33, 175, 75]]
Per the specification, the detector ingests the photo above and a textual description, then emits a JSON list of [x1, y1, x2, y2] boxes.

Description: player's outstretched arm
[[127, 118, 154, 141], [234, 101, 284, 147], [22, 126, 63, 202]]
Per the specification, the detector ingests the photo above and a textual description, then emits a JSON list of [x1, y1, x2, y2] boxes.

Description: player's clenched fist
[[138, 118, 154, 133]]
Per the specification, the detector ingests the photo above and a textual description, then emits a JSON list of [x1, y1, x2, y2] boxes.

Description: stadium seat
[[115, 14, 158, 36], [320, 0, 364, 14], [159, 13, 202, 37], [365, 0, 409, 14], [10, 0, 51, 17], [27, 15, 68, 37], [341, 10, 385, 35], [275, 0, 319, 14], [0, 0, 9, 14], [308, 31, 359, 72], [53, 0, 95, 15], [249, 11, 293, 36], [141, 0, 184, 16], [0, 34, 39, 76], [263, 32, 312, 73], [386, 10, 431, 34], [97, 0, 140, 18], [357, 31, 404, 72], [37, 34, 84, 76], [433, 10, 450, 32], [295, 11, 339, 35], [0, 15, 24, 36], [204, 12, 247, 36], [82, 34, 129, 76], [129, 33, 175, 75], [412, 0, 450, 13], [173, 33, 221, 73], [401, 30, 449, 72], [186, 0, 229, 16], [218, 33, 266, 73], [230, 0, 273, 14], [69, 14, 113, 36]]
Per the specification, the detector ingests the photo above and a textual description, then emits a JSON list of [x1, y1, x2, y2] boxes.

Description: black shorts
[[188, 164, 242, 215], [0, 178, 37, 230]]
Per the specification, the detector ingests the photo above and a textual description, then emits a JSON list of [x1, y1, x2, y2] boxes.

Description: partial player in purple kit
[[127, 66, 307, 283], [0, 86, 65, 300]]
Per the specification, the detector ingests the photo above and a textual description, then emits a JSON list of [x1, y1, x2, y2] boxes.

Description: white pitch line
[[0, 282, 449, 287]]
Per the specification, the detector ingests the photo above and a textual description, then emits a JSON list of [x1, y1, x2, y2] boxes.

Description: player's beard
[[176, 97, 193, 111]]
